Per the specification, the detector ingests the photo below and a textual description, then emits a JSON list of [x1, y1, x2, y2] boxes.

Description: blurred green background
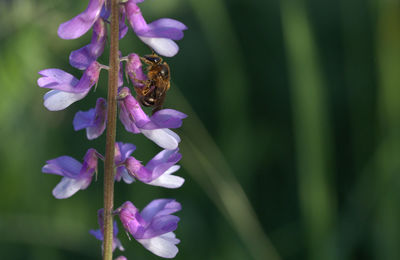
[[1, 0, 400, 259]]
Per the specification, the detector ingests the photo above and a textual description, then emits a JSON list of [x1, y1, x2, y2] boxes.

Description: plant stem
[[103, 0, 119, 259]]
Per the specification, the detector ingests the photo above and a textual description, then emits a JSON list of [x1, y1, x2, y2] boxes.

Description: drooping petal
[[138, 36, 179, 57], [141, 109, 187, 130], [42, 156, 82, 178], [58, 0, 105, 40], [142, 215, 179, 239], [136, 232, 179, 259], [70, 18, 107, 70], [141, 128, 180, 150], [140, 199, 182, 222], [148, 165, 184, 189], [89, 229, 103, 240], [38, 69, 79, 89], [73, 108, 95, 130], [73, 98, 107, 140], [43, 90, 90, 111], [137, 18, 187, 40], [52, 176, 92, 199], [147, 18, 187, 32]]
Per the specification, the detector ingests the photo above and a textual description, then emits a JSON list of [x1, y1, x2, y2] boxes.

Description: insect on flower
[[134, 52, 171, 114]]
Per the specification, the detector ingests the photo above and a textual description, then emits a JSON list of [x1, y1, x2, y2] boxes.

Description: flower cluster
[[39, 0, 187, 258]]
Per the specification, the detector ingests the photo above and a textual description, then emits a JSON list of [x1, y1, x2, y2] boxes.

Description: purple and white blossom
[[90, 209, 124, 252], [118, 87, 186, 150], [125, 0, 187, 57], [42, 148, 99, 199], [125, 148, 184, 188], [73, 98, 107, 140], [38, 61, 101, 111], [116, 200, 181, 258]]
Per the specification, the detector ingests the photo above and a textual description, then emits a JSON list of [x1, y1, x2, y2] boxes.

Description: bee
[[133, 52, 171, 114]]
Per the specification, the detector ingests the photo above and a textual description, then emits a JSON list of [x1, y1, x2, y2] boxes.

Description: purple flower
[[42, 148, 99, 199], [125, 148, 184, 188], [118, 87, 187, 150], [73, 98, 107, 140], [38, 61, 101, 111], [58, 0, 105, 40], [90, 209, 124, 252], [69, 18, 107, 70], [114, 142, 136, 184], [116, 200, 181, 258], [115, 257, 127, 260], [125, 0, 187, 57]]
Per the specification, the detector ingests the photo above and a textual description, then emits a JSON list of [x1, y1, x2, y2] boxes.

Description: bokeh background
[[1, 0, 400, 259]]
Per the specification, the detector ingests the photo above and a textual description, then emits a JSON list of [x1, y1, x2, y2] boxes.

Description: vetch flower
[[38, 61, 101, 111], [125, 0, 187, 57], [125, 148, 184, 188], [114, 142, 136, 184], [42, 148, 99, 199], [90, 209, 124, 252], [115, 257, 127, 260], [73, 98, 107, 140], [118, 87, 186, 150], [69, 18, 107, 70], [116, 199, 181, 258], [58, 0, 105, 40]]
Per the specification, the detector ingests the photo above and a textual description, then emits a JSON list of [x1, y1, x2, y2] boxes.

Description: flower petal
[[140, 199, 181, 222], [141, 109, 187, 130], [52, 176, 91, 199], [42, 156, 82, 178], [43, 90, 89, 111], [142, 215, 179, 239], [73, 98, 107, 140], [148, 165, 184, 189], [73, 108, 96, 130], [136, 232, 179, 258], [140, 128, 180, 150], [138, 36, 179, 57], [147, 18, 187, 31], [58, 0, 105, 39], [38, 69, 79, 89], [137, 18, 187, 40]]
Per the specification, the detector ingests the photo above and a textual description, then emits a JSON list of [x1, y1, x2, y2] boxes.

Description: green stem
[[103, 0, 119, 259]]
